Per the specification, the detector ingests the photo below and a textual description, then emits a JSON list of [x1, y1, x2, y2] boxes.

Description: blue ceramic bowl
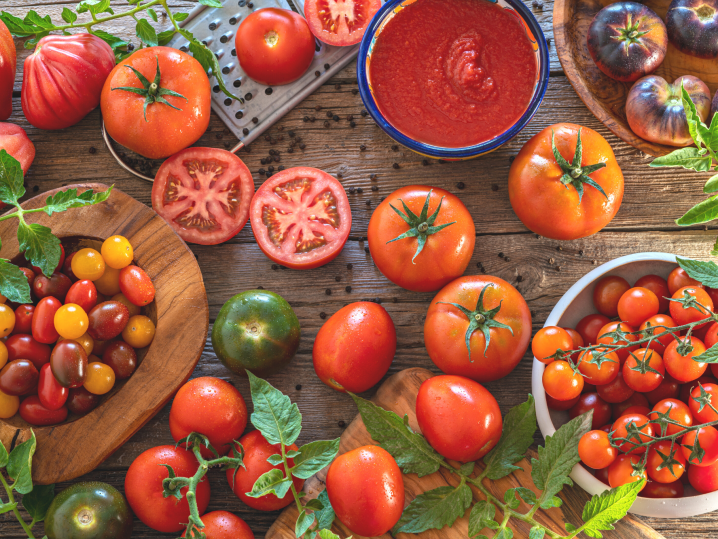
[[357, 0, 550, 160]]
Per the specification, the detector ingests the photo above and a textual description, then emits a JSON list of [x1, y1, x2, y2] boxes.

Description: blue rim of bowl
[[357, 0, 550, 159]]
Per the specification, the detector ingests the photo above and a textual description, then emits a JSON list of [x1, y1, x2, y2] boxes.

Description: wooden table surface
[[2, 1, 717, 538]]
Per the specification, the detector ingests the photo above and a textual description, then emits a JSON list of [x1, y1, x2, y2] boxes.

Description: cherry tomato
[[576, 313, 611, 345], [125, 445, 210, 533], [12, 305, 34, 335], [6, 334, 50, 370], [622, 348, 664, 392], [0, 389, 19, 418], [612, 392, 650, 420], [563, 327, 585, 362], [609, 454, 647, 488], [689, 461, 718, 493], [170, 377, 248, 458], [649, 398, 692, 436], [0, 304, 14, 338], [181, 511, 254, 539], [639, 314, 676, 355], [543, 360, 584, 401], [38, 363, 68, 411], [416, 375, 502, 462], [645, 372, 680, 405], [618, 287, 659, 327], [305, 0, 380, 46], [102, 341, 137, 380], [0, 342, 7, 371], [326, 445, 404, 537], [706, 322, 718, 349], [679, 374, 717, 405], [0, 359, 38, 396], [668, 267, 703, 295], [683, 426, 718, 467], [101, 235, 134, 269], [569, 393, 612, 429], [91, 339, 110, 357], [641, 479, 684, 498], [118, 265, 155, 307], [597, 371, 634, 404], [32, 296, 62, 344], [53, 304, 89, 340], [635, 274, 671, 313], [611, 413, 653, 454], [579, 430, 617, 469], [83, 362, 115, 395], [664, 336, 707, 382], [594, 465, 610, 485], [578, 349, 620, 385], [32, 271, 71, 302], [71, 248, 106, 281], [111, 293, 141, 317], [87, 301, 130, 341], [19, 395, 68, 426], [121, 315, 155, 349], [546, 393, 581, 411], [532, 326, 574, 364], [65, 333, 94, 357], [689, 382, 718, 423], [67, 386, 100, 415], [19, 267, 35, 290], [622, 405, 651, 416], [647, 440, 686, 483], [63, 252, 78, 282], [94, 266, 121, 296], [670, 286, 714, 326], [50, 340, 88, 388], [593, 275, 631, 317], [596, 321, 638, 364]]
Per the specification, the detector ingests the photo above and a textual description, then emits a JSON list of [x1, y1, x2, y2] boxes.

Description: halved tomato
[[151, 148, 255, 245], [304, 0, 381, 46], [249, 167, 351, 269]]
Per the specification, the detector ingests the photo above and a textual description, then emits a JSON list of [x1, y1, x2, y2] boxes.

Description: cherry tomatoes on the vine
[[664, 336, 707, 383], [667, 267, 702, 295], [622, 348, 664, 392], [670, 286, 714, 326], [577, 349, 620, 385], [543, 360, 584, 401], [611, 413, 653, 454], [576, 313, 610, 345], [635, 274, 671, 313], [689, 461, 718, 493], [593, 275, 631, 318], [683, 427, 718, 467], [608, 454, 646, 489], [647, 440, 686, 483], [532, 326, 574, 364], [618, 287, 659, 327], [649, 398, 692, 436], [579, 430, 617, 469]]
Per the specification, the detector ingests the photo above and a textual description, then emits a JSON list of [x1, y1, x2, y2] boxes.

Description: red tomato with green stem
[[635, 274, 671, 313], [596, 321, 639, 364], [576, 313, 610, 345], [679, 374, 717, 405], [65, 280, 98, 314], [648, 398, 692, 436], [608, 454, 646, 488], [532, 326, 574, 364], [32, 296, 62, 344], [689, 382, 718, 423], [569, 393, 612, 429], [543, 360, 584, 401], [647, 440, 686, 483], [689, 461, 718, 493], [622, 348, 664, 392], [182, 511, 254, 539], [0, 124, 34, 175], [19, 396, 67, 426], [38, 363, 68, 411], [639, 314, 676, 355], [577, 349, 620, 385], [579, 430, 617, 469], [304, 0, 381, 46], [611, 413, 654, 454], [682, 427, 718, 467], [664, 336, 707, 382], [0, 21, 16, 121], [593, 276, 631, 317], [669, 286, 714, 326], [618, 287, 659, 327]]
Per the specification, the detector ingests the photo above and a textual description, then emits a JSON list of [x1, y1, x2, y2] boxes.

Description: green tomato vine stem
[[0, 473, 36, 539], [50, 0, 163, 32]]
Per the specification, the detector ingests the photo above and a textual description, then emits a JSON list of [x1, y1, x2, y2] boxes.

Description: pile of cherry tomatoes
[[534, 265, 718, 497], [0, 235, 156, 426]]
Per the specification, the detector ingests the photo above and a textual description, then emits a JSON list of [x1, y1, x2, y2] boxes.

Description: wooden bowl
[[0, 184, 209, 484], [554, 0, 717, 156]]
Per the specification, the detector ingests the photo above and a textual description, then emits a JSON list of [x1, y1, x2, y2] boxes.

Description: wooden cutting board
[[267, 368, 665, 539]]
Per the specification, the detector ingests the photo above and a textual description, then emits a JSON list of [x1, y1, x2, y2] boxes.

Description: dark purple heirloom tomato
[[666, 0, 718, 58], [587, 2, 667, 82], [626, 75, 711, 146]]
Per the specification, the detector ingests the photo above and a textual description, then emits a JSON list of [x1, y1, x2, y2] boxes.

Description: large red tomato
[[304, 0, 381, 46], [508, 123, 624, 240], [183, 511, 255, 539], [125, 445, 210, 533], [101, 47, 210, 159], [152, 148, 255, 245], [0, 123, 35, 175], [22, 34, 114, 130], [0, 20, 16, 121], [313, 302, 396, 392], [416, 375, 502, 462], [424, 276, 532, 382], [367, 186, 475, 292], [249, 167, 351, 269]]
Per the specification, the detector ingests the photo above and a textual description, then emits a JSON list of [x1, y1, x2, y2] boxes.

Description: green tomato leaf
[[291, 439, 340, 479], [90, 29, 128, 51], [304, 498, 324, 511], [295, 510, 315, 539], [43, 186, 113, 216], [317, 530, 345, 539], [0, 12, 44, 37], [23, 11, 55, 31], [246, 468, 292, 499], [0, 260, 32, 304], [17, 221, 61, 279], [529, 526, 545, 539], [504, 489, 520, 509], [266, 454, 283, 466], [580, 480, 645, 538], [493, 528, 514, 539], [0, 149, 26, 205], [248, 371, 302, 447], [7, 432, 37, 494], [459, 461, 475, 476], [350, 393, 445, 477], [677, 257, 718, 288], [61, 8, 78, 23], [158, 29, 176, 46], [392, 484, 472, 534], [314, 490, 335, 530], [682, 84, 710, 149], [565, 523, 577, 533], [482, 395, 536, 480], [136, 18, 158, 47], [506, 486, 536, 506], [199, 0, 224, 7], [694, 342, 718, 364], [704, 174, 718, 194], [173, 12, 189, 22], [0, 501, 16, 514], [22, 483, 55, 523], [0, 441, 7, 468], [650, 147, 712, 172], [178, 28, 241, 102], [676, 195, 718, 225], [468, 500, 499, 538], [77, 0, 113, 16], [147, 8, 158, 22]]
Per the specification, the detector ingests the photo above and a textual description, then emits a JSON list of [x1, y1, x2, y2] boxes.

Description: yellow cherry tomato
[[0, 305, 15, 338], [54, 304, 89, 340], [0, 389, 19, 419], [94, 266, 121, 296], [101, 235, 134, 269], [111, 293, 141, 317], [0, 341, 8, 370], [60, 333, 94, 356], [84, 362, 115, 395], [71, 248, 106, 281], [122, 315, 156, 348]]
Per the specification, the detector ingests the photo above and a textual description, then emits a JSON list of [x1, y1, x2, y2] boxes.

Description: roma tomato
[[543, 360, 584, 401], [118, 265, 155, 307], [67, 386, 100, 415], [682, 427, 718, 467], [576, 313, 610, 345], [6, 334, 50, 369], [33, 271, 72, 302], [579, 430, 617, 469], [181, 511, 254, 539], [664, 336, 707, 382], [236, 8, 315, 85], [569, 393, 612, 429], [622, 348, 664, 392], [169, 377, 248, 457], [611, 413, 654, 454], [151, 148, 255, 245], [0, 124, 34, 174], [635, 274, 671, 313], [689, 461, 718, 493], [367, 186, 475, 292], [532, 326, 574, 364], [87, 301, 130, 341], [670, 286, 714, 326], [416, 375, 502, 462], [122, 315, 155, 348], [618, 287, 659, 327], [226, 430, 303, 511], [125, 445, 210, 533], [326, 445, 404, 537], [102, 341, 137, 380], [0, 359, 39, 396], [38, 363, 68, 411], [305, 0, 381, 46], [508, 123, 623, 240], [22, 34, 114, 130], [608, 454, 646, 488], [13, 305, 34, 335], [0, 21, 15, 121], [19, 396, 68, 426], [250, 167, 351, 269], [313, 302, 396, 392], [51, 341, 88, 388], [647, 440, 686, 483], [593, 275, 630, 318], [424, 276, 531, 383], [65, 280, 98, 313], [666, 0, 718, 58], [33, 296, 62, 344]]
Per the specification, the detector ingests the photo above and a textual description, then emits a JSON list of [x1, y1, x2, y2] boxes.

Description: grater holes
[[220, 32, 234, 44], [233, 79, 242, 88], [231, 49, 237, 56], [265, 88, 273, 95], [224, 98, 232, 106], [245, 93, 253, 101], [213, 85, 220, 93], [209, 19, 221, 31], [222, 64, 233, 74], [235, 111, 244, 119]]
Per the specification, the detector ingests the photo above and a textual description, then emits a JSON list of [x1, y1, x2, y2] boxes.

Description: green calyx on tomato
[[615, 15, 650, 46], [111, 56, 187, 122], [386, 190, 456, 263], [437, 284, 513, 357], [552, 128, 607, 203]]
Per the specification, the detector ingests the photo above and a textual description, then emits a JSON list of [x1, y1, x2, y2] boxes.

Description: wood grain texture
[[0, 184, 209, 485]]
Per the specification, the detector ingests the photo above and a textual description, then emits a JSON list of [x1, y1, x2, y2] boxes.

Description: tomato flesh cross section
[[304, 0, 381, 46]]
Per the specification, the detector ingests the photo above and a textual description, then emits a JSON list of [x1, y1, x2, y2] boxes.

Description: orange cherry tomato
[[543, 360, 584, 401], [83, 362, 115, 395], [71, 248, 106, 281], [122, 315, 156, 349], [101, 235, 134, 269]]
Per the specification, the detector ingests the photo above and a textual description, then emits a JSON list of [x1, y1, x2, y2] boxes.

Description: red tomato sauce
[[368, 0, 538, 148]]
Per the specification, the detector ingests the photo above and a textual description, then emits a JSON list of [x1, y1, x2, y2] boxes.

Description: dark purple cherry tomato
[[32, 244, 65, 276], [587, 2, 667, 82], [87, 301, 129, 340], [20, 267, 35, 290], [50, 340, 88, 388], [32, 271, 72, 302], [0, 359, 39, 396], [38, 363, 68, 410], [19, 395, 68, 426], [65, 279, 98, 313], [119, 265, 155, 307], [63, 252, 78, 282], [102, 341, 137, 379], [67, 386, 101, 415], [12, 305, 34, 335], [32, 296, 62, 344], [666, 0, 718, 58], [5, 334, 51, 370], [626, 75, 711, 147]]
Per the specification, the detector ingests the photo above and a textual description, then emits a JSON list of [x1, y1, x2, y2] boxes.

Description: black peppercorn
[[252, 117, 259, 124], [347, 263, 353, 269], [89, 147, 97, 154], [324, 121, 330, 128], [361, 110, 368, 117], [296, 384, 302, 390], [325, 289, 332, 296], [345, 286, 352, 292], [456, 182, 465, 189], [371, 185, 378, 192], [299, 143, 305, 149], [350, 121, 356, 127], [320, 312, 326, 319], [392, 163, 400, 169], [357, 187, 363, 194], [333, 115, 340, 122]]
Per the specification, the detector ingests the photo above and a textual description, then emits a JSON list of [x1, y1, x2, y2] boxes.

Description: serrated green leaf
[[22, 483, 54, 523], [393, 484, 472, 534], [695, 342, 718, 364], [246, 468, 292, 499], [482, 395, 536, 480], [199, 0, 224, 6], [650, 147, 712, 172], [506, 486, 536, 506], [704, 174, 718, 194], [493, 528, 513, 539], [0, 150, 25, 205], [317, 530, 344, 539], [0, 441, 7, 467], [0, 261, 32, 304], [77, 0, 113, 15], [314, 490, 335, 530], [459, 461, 475, 476], [351, 393, 445, 477], [43, 186, 112, 216], [61, 8, 77, 23], [174, 12, 189, 21], [542, 496, 563, 509], [677, 195, 718, 225], [248, 371, 302, 446], [296, 510, 315, 538], [291, 439, 340, 479], [529, 526, 545, 539], [0, 501, 17, 514], [7, 432, 36, 494], [304, 498, 324, 511], [24, 11, 54, 30], [90, 29, 128, 51], [136, 18, 158, 47], [266, 454, 283, 466], [565, 523, 577, 533], [0, 12, 43, 37], [580, 481, 644, 538], [468, 500, 499, 538], [147, 8, 158, 22], [677, 257, 718, 288], [504, 489, 520, 509], [158, 29, 175, 46], [17, 222, 61, 279]]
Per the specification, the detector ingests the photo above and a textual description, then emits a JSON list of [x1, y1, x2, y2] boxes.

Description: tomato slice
[[250, 167, 351, 269], [304, 0, 381, 46], [151, 148, 255, 245]]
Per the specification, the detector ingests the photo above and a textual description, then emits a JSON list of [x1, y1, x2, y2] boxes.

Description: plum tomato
[[118, 265, 155, 306], [543, 360, 584, 401], [170, 377, 248, 457], [622, 348, 664, 393], [579, 430, 617, 469], [626, 75, 710, 146], [635, 274, 671, 313], [670, 286, 714, 326], [212, 290, 300, 377], [649, 398, 692, 436], [87, 301, 130, 341], [236, 8, 315, 85], [576, 313, 610, 345], [249, 167, 352, 269], [608, 454, 646, 488], [668, 267, 703, 295], [0, 390, 19, 419], [416, 375, 502, 462], [587, 2, 667, 82], [226, 430, 303, 511], [101, 235, 134, 269], [532, 326, 574, 364], [0, 304, 14, 338], [313, 302, 396, 392], [366, 186, 475, 292], [641, 479, 684, 498], [593, 276, 631, 317], [645, 372, 680, 405], [569, 393, 612, 429], [54, 304, 89, 340], [664, 336, 707, 382], [32, 271, 71, 302], [546, 393, 580, 411], [44, 481, 133, 539], [647, 440, 686, 483], [611, 413, 653, 454], [424, 276, 531, 383], [33, 296, 62, 344], [612, 392, 649, 420], [50, 340, 88, 388], [151, 147, 255, 245], [596, 321, 638, 363], [71, 248, 105, 282], [125, 445, 210, 533], [67, 386, 100, 415], [682, 426, 718, 467], [639, 314, 676, 355], [6, 334, 51, 369], [305, 0, 381, 46], [578, 349, 620, 385], [617, 287, 659, 327], [122, 315, 155, 349], [84, 362, 115, 395], [181, 511, 254, 539], [0, 359, 39, 396], [65, 280, 97, 314], [94, 266, 121, 296], [666, 0, 718, 58], [326, 445, 404, 537], [13, 305, 34, 335], [19, 395, 68, 426], [102, 341, 137, 380], [689, 461, 718, 493], [597, 371, 634, 403], [690, 382, 718, 423], [38, 363, 68, 411]]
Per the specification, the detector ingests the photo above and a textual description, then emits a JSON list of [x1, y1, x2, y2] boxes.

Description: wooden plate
[[0, 183, 209, 484], [554, 0, 717, 157]]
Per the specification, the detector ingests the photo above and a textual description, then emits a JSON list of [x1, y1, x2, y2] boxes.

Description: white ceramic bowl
[[531, 252, 718, 518]]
